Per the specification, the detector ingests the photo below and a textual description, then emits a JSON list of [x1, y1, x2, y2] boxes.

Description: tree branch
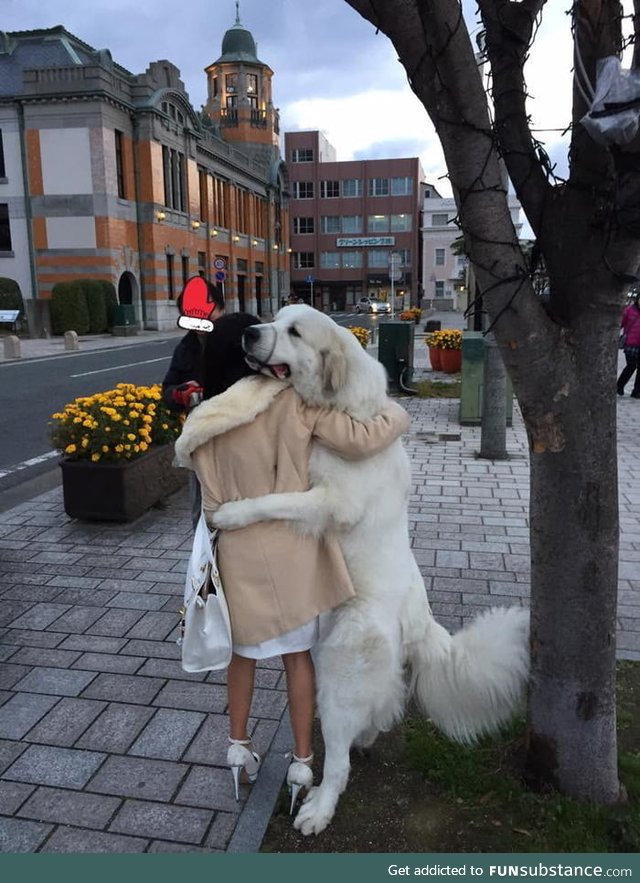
[[478, 0, 552, 238]]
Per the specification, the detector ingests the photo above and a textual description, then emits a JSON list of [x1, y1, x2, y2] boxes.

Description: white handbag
[[179, 511, 232, 672]]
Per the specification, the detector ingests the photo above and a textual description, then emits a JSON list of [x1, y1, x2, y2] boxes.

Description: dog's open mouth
[[268, 364, 291, 380]]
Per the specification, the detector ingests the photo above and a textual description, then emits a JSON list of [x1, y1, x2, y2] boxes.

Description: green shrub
[[51, 281, 90, 335], [0, 278, 24, 313], [83, 280, 109, 333], [98, 281, 118, 328]]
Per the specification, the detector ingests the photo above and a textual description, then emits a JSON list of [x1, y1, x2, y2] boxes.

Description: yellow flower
[[65, 444, 77, 454], [91, 453, 101, 462]]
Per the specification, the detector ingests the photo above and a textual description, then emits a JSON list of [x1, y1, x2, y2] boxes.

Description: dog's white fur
[[213, 305, 530, 836]]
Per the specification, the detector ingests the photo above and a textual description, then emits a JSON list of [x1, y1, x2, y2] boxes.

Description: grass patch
[[262, 661, 640, 853], [415, 378, 461, 398]]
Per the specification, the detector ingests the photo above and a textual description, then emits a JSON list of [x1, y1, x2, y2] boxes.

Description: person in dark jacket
[[162, 280, 225, 412], [162, 279, 225, 526]]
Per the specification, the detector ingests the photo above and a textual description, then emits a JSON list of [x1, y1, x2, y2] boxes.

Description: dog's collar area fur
[[174, 375, 287, 467]]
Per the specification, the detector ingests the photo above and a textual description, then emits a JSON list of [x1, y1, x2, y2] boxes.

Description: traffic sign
[[305, 275, 314, 284], [215, 271, 225, 282], [213, 258, 226, 270]]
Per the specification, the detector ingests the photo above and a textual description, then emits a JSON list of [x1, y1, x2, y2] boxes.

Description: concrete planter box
[[60, 444, 186, 522]]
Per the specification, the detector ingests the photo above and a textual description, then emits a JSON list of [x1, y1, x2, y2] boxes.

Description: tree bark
[[344, 0, 634, 803]]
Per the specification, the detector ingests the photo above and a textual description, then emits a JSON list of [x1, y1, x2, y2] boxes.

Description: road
[[0, 310, 413, 507], [0, 338, 179, 498]]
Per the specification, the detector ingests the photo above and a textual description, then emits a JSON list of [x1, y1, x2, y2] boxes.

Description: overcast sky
[[4, 1, 633, 200]]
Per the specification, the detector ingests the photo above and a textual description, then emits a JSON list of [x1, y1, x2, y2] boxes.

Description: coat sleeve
[[306, 400, 410, 461]]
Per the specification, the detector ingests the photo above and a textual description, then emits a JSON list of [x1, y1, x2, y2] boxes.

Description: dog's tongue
[[271, 364, 289, 380]]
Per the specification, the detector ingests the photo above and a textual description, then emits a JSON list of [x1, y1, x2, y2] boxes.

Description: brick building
[[0, 11, 289, 331], [285, 130, 424, 311]]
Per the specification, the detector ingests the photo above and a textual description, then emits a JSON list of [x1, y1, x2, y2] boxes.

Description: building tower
[[204, 2, 280, 162]]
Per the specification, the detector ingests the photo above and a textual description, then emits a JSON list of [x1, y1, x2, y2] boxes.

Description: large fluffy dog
[[213, 305, 529, 836]]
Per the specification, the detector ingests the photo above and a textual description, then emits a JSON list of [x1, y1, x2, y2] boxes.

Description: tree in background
[[344, 0, 639, 803]]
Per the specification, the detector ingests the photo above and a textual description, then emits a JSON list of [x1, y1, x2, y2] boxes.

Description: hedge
[[0, 278, 24, 314], [51, 278, 120, 335]]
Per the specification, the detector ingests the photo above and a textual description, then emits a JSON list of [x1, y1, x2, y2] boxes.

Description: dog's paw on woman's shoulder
[[211, 501, 252, 530]]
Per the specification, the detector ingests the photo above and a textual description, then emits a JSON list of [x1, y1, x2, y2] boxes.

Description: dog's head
[[242, 305, 387, 415]]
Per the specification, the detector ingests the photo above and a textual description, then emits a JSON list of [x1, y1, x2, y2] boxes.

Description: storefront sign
[[336, 236, 395, 247]]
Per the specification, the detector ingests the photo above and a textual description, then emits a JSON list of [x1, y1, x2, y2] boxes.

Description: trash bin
[[424, 320, 441, 333], [109, 304, 137, 336], [378, 321, 414, 390], [459, 331, 513, 425]]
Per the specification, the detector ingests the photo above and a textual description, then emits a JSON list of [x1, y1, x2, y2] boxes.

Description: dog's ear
[[320, 342, 348, 395]]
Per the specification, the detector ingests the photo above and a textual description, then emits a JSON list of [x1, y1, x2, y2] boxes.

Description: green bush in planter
[[51, 281, 91, 335], [98, 281, 118, 328]]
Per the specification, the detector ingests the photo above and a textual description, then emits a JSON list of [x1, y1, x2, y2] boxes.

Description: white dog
[[213, 305, 529, 836]]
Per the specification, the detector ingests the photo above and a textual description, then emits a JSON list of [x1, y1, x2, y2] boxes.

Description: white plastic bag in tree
[[581, 56, 640, 145]]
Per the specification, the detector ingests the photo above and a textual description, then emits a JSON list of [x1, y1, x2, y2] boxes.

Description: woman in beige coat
[[174, 314, 409, 811]]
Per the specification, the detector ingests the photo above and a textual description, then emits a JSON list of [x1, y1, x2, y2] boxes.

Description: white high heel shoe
[[227, 737, 261, 801], [286, 752, 314, 815]]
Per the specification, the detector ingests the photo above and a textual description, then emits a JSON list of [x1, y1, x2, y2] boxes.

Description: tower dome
[[216, 2, 261, 64]]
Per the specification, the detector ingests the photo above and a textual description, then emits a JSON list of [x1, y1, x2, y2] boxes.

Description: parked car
[[355, 297, 391, 315]]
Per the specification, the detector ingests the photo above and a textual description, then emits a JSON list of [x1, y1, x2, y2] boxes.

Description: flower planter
[[440, 349, 462, 374], [60, 444, 187, 522], [428, 346, 443, 371]]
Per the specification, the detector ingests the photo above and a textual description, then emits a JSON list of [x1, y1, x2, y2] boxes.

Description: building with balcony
[[0, 10, 289, 331], [285, 130, 424, 311]]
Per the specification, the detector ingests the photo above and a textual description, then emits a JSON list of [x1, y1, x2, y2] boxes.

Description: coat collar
[[174, 375, 287, 468]]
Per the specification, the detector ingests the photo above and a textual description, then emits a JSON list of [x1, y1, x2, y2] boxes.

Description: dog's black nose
[[243, 326, 261, 345]]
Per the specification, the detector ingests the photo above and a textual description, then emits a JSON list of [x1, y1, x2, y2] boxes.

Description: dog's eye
[[288, 326, 301, 338]]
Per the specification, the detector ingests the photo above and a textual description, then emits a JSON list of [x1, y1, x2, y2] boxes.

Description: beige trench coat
[[175, 376, 409, 645]]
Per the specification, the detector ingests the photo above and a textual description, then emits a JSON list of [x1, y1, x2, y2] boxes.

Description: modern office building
[[285, 130, 424, 311], [0, 10, 289, 331]]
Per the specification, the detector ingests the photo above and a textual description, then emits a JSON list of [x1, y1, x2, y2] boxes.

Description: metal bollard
[[3, 335, 21, 360], [64, 330, 79, 352]]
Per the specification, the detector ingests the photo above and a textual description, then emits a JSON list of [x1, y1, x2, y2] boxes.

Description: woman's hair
[[202, 312, 261, 399]]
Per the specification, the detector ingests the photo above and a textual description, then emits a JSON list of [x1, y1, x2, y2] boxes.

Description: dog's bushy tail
[[408, 605, 530, 744]]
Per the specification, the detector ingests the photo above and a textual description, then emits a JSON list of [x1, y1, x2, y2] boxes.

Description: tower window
[[246, 74, 257, 95], [115, 130, 126, 199], [226, 73, 238, 93]]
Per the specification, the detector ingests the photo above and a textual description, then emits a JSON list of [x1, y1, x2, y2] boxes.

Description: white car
[[355, 297, 391, 315]]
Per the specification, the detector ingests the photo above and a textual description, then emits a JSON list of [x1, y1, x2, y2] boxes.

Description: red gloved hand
[[172, 381, 203, 409]]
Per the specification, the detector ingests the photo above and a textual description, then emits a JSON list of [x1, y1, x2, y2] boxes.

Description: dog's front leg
[[212, 487, 331, 534]]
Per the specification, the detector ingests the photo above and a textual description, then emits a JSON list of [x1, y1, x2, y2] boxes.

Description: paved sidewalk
[[0, 328, 185, 363], [0, 330, 638, 853]]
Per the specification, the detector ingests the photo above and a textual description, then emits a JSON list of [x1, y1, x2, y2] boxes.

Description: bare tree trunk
[[343, 0, 634, 804], [525, 321, 621, 801]]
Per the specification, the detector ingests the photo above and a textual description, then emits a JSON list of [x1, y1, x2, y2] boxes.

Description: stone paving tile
[[106, 592, 168, 611], [0, 780, 35, 814], [85, 608, 146, 637], [70, 652, 144, 675], [0, 816, 53, 852], [0, 601, 39, 628], [7, 602, 71, 631], [23, 697, 107, 747], [96, 578, 155, 594], [80, 672, 164, 705], [0, 586, 63, 604], [3, 744, 105, 789], [58, 634, 127, 654], [13, 666, 97, 697], [246, 688, 288, 721], [0, 739, 27, 774], [153, 680, 228, 714], [120, 638, 180, 659], [182, 713, 233, 766], [0, 629, 65, 649], [41, 826, 148, 853], [8, 647, 83, 669], [0, 644, 18, 662], [136, 657, 206, 682], [205, 810, 238, 850], [17, 785, 121, 828], [175, 764, 239, 812], [0, 693, 60, 740], [88, 755, 188, 801], [129, 708, 205, 761], [75, 702, 156, 754], [124, 611, 179, 640], [109, 799, 213, 844], [47, 606, 107, 633], [0, 664, 32, 690]]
